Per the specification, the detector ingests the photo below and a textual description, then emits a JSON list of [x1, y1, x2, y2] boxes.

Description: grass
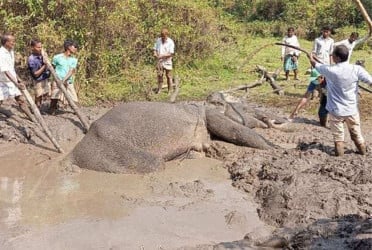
[[88, 32, 372, 119]]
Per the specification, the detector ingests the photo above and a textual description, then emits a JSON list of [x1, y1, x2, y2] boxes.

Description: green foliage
[[0, 0, 371, 104]]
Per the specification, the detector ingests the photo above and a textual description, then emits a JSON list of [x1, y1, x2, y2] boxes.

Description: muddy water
[[0, 143, 272, 249]]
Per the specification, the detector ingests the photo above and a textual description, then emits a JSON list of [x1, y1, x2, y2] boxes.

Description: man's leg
[[35, 96, 42, 109], [329, 113, 345, 156], [293, 69, 299, 80], [165, 69, 173, 92], [15, 95, 35, 122], [346, 113, 366, 155], [318, 97, 328, 127], [34, 81, 43, 109], [49, 99, 58, 115], [156, 66, 164, 94]]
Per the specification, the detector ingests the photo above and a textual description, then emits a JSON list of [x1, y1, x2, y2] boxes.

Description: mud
[[0, 100, 371, 249]]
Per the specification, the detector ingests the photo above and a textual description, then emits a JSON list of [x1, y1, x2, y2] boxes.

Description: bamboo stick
[[20, 87, 64, 153], [41, 49, 90, 132]]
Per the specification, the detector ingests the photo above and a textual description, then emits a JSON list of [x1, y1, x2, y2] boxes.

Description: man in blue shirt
[[27, 39, 51, 109], [309, 45, 372, 156]]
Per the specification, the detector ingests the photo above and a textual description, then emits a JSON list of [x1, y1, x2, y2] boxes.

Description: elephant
[[67, 93, 287, 173]]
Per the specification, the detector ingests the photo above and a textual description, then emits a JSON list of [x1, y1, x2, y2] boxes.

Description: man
[[334, 32, 370, 63], [0, 33, 33, 119], [27, 39, 51, 109], [309, 45, 372, 156], [281, 27, 301, 81], [312, 26, 334, 65], [50, 39, 79, 114], [289, 69, 328, 127], [153, 28, 175, 94]]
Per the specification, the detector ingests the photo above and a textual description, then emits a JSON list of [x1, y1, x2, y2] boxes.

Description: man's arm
[[358, 66, 372, 84], [354, 34, 370, 48], [29, 60, 47, 78], [4, 71, 25, 90]]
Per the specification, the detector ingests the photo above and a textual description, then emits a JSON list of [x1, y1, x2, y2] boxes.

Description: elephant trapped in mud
[[67, 93, 288, 173]]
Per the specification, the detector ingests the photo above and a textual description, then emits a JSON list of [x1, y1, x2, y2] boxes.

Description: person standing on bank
[[334, 31, 371, 63], [49, 39, 79, 114], [309, 45, 372, 156], [153, 28, 175, 94], [27, 39, 51, 109], [281, 27, 301, 81], [0, 33, 33, 119], [312, 26, 334, 65]]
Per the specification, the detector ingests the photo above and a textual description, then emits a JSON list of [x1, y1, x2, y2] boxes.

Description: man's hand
[[17, 81, 26, 90]]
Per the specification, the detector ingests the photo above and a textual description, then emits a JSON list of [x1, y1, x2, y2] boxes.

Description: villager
[[334, 31, 370, 63], [289, 69, 328, 127], [309, 45, 372, 156], [281, 27, 301, 80], [312, 26, 334, 65], [49, 39, 79, 114], [153, 28, 175, 94], [27, 39, 51, 109], [0, 33, 33, 118]]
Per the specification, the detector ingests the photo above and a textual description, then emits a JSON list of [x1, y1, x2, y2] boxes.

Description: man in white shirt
[[153, 28, 175, 94], [0, 33, 32, 119], [281, 27, 301, 81], [334, 32, 370, 63], [309, 45, 372, 156], [312, 26, 334, 65]]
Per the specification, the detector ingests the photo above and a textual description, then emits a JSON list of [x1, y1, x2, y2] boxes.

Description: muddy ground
[[0, 94, 371, 249]]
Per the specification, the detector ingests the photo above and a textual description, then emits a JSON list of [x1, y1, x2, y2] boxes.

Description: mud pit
[[0, 101, 371, 249]]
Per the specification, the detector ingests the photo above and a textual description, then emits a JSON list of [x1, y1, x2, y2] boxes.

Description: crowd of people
[[0, 33, 79, 116], [283, 26, 372, 156], [0, 28, 175, 119]]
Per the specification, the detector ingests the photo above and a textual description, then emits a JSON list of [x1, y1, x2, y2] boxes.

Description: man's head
[[1, 33, 15, 50], [63, 39, 78, 54], [321, 26, 332, 38], [30, 39, 42, 55], [287, 27, 295, 37], [349, 32, 359, 43], [160, 28, 169, 43], [332, 45, 349, 63]]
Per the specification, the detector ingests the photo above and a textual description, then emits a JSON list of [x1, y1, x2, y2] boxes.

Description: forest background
[[0, 0, 371, 107]]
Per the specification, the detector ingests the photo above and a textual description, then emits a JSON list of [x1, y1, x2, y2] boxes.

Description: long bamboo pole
[[41, 50, 90, 133], [20, 87, 64, 153], [353, 0, 372, 34]]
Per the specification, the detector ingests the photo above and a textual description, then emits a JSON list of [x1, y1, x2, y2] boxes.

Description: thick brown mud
[[0, 102, 371, 249]]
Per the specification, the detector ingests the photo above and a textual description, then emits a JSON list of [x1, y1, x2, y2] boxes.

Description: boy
[[27, 39, 51, 109], [281, 27, 301, 80], [312, 26, 334, 65], [50, 39, 79, 114], [289, 69, 328, 127]]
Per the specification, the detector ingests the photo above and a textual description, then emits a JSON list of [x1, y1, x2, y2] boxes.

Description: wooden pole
[[20, 87, 64, 153], [353, 0, 372, 34], [41, 50, 90, 132]]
